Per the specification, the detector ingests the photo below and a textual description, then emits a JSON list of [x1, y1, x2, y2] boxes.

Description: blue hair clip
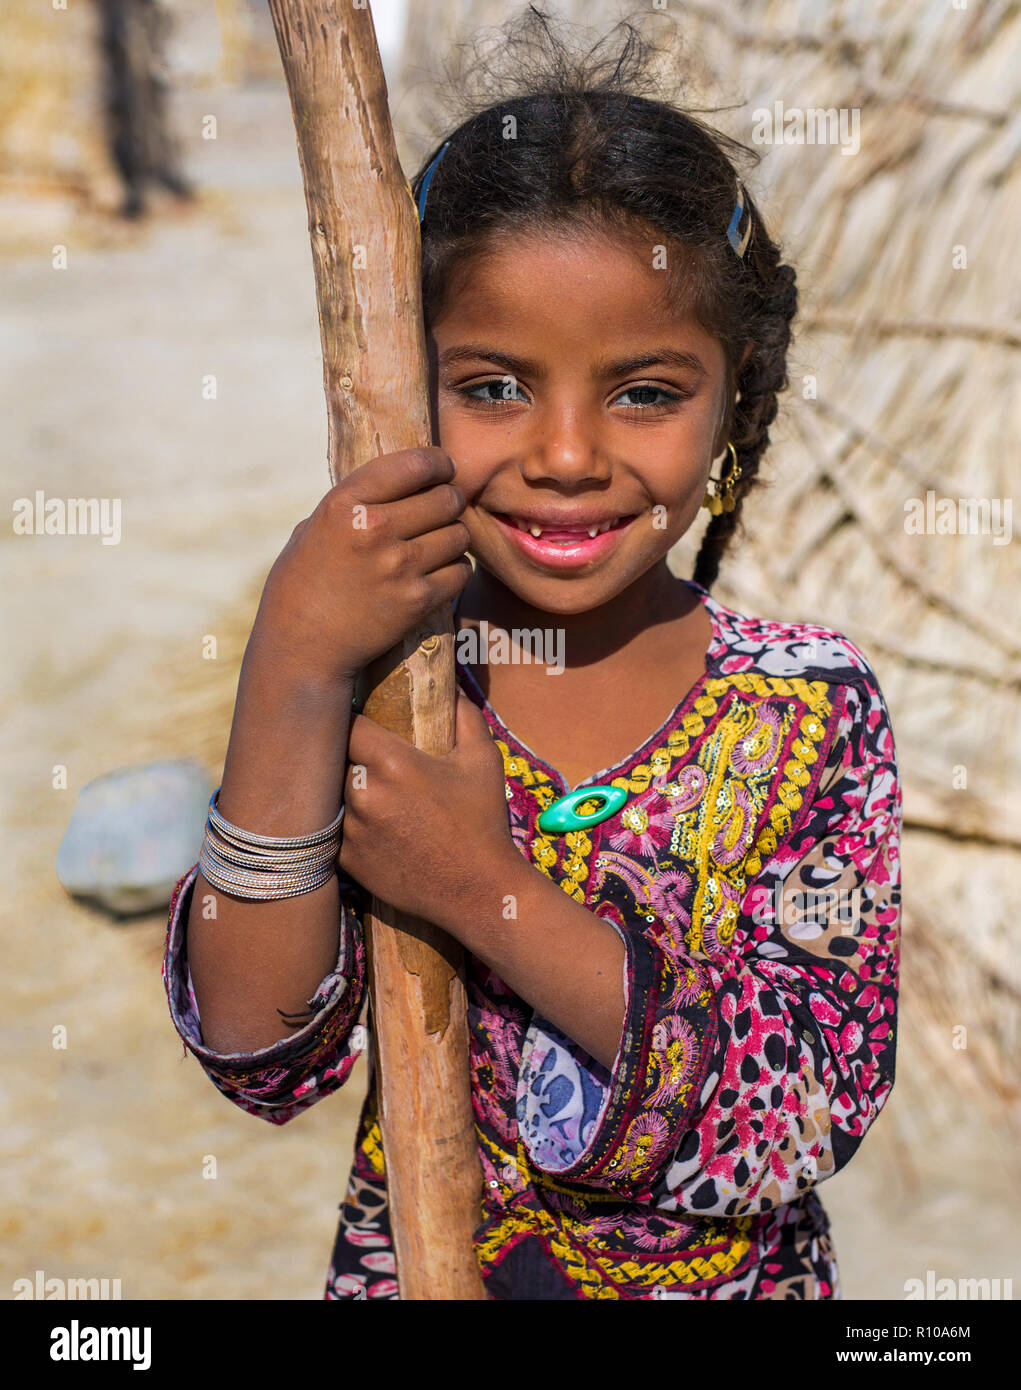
[[416, 141, 450, 224], [727, 181, 752, 258]]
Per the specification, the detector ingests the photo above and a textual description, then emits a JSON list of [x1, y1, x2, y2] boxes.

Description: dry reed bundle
[[658, 0, 1021, 1122]]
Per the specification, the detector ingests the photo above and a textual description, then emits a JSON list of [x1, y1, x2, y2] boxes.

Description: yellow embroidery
[[470, 673, 828, 1297], [475, 1204, 753, 1297], [472, 1131, 754, 1296], [478, 1131, 622, 1204], [359, 1092, 386, 1177], [497, 673, 832, 932]]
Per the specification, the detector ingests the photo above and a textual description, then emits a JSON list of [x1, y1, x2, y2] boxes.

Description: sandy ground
[[2, 78, 1016, 1302]]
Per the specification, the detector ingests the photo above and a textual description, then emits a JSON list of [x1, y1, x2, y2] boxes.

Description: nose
[[519, 401, 612, 488]]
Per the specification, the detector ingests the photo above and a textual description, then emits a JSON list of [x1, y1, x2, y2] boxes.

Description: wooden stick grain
[[266, 0, 486, 1300]]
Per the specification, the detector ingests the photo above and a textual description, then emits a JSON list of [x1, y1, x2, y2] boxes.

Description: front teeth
[[519, 519, 614, 538]]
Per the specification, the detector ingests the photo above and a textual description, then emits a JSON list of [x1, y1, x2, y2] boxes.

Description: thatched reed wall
[[392, 0, 1021, 1123], [654, 0, 1020, 1123]]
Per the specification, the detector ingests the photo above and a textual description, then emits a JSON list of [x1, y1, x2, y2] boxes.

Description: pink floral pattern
[[162, 579, 901, 1300]]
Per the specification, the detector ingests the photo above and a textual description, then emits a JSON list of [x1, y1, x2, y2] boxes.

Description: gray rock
[[57, 760, 211, 915]]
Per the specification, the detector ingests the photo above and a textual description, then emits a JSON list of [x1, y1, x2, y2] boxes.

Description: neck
[[458, 560, 698, 670]]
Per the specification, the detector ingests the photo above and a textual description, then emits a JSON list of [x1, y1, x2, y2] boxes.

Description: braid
[[692, 511, 736, 593], [694, 248, 798, 590]]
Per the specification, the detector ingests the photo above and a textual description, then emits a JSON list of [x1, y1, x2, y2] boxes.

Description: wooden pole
[[266, 0, 486, 1300]]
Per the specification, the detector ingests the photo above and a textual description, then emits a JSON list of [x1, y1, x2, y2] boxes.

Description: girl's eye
[[459, 378, 530, 406], [613, 384, 686, 410]]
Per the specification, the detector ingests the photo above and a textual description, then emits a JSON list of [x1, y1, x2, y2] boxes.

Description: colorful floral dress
[[163, 578, 901, 1300]]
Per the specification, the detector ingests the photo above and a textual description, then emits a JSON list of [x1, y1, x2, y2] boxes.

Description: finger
[[341, 448, 455, 507], [451, 691, 504, 782], [346, 711, 405, 772], [421, 555, 475, 609], [454, 687, 492, 746], [383, 483, 467, 541], [337, 834, 359, 881], [404, 521, 471, 574]]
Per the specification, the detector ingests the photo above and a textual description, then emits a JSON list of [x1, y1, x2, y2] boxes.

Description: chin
[[484, 559, 653, 617], [518, 586, 610, 617]]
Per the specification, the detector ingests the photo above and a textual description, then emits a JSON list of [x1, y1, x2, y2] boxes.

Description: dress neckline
[[454, 577, 729, 795]]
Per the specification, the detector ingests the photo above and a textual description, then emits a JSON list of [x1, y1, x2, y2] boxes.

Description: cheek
[[435, 406, 505, 499], [622, 375, 725, 485], [638, 431, 715, 511]]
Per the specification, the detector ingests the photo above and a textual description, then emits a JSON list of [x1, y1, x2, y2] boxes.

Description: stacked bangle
[[200, 788, 343, 900]]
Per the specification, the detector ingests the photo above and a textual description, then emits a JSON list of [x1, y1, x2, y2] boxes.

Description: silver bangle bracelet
[[200, 841, 337, 900], [199, 788, 343, 901], [207, 788, 343, 849], [202, 834, 335, 871]]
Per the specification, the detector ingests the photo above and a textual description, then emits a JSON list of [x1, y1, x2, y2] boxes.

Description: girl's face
[[429, 226, 731, 616]]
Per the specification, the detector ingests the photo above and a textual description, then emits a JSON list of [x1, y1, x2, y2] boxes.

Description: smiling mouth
[[487, 510, 640, 570], [491, 512, 637, 542]]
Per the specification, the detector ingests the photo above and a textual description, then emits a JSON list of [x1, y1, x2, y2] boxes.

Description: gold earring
[[702, 442, 742, 516]]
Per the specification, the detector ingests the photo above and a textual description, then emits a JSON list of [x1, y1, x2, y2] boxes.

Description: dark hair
[[409, 9, 798, 590]]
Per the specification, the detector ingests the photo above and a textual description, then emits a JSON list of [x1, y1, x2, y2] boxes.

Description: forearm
[[335, 690, 626, 1068], [438, 851, 627, 1070], [187, 641, 355, 1054]]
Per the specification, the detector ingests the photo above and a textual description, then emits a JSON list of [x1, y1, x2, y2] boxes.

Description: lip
[[490, 510, 637, 570]]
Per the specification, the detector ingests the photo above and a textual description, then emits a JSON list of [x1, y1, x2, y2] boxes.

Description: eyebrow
[[438, 345, 707, 379], [439, 347, 540, 376], [599, 349, 708, 378]]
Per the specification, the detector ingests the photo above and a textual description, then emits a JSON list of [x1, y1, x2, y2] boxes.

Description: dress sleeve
[[162, 863, 368, 1125], [516, 668, 901, 1213]]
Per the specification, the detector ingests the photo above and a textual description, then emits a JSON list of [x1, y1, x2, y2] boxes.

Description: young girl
[[163, 24, 901, 1301]]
